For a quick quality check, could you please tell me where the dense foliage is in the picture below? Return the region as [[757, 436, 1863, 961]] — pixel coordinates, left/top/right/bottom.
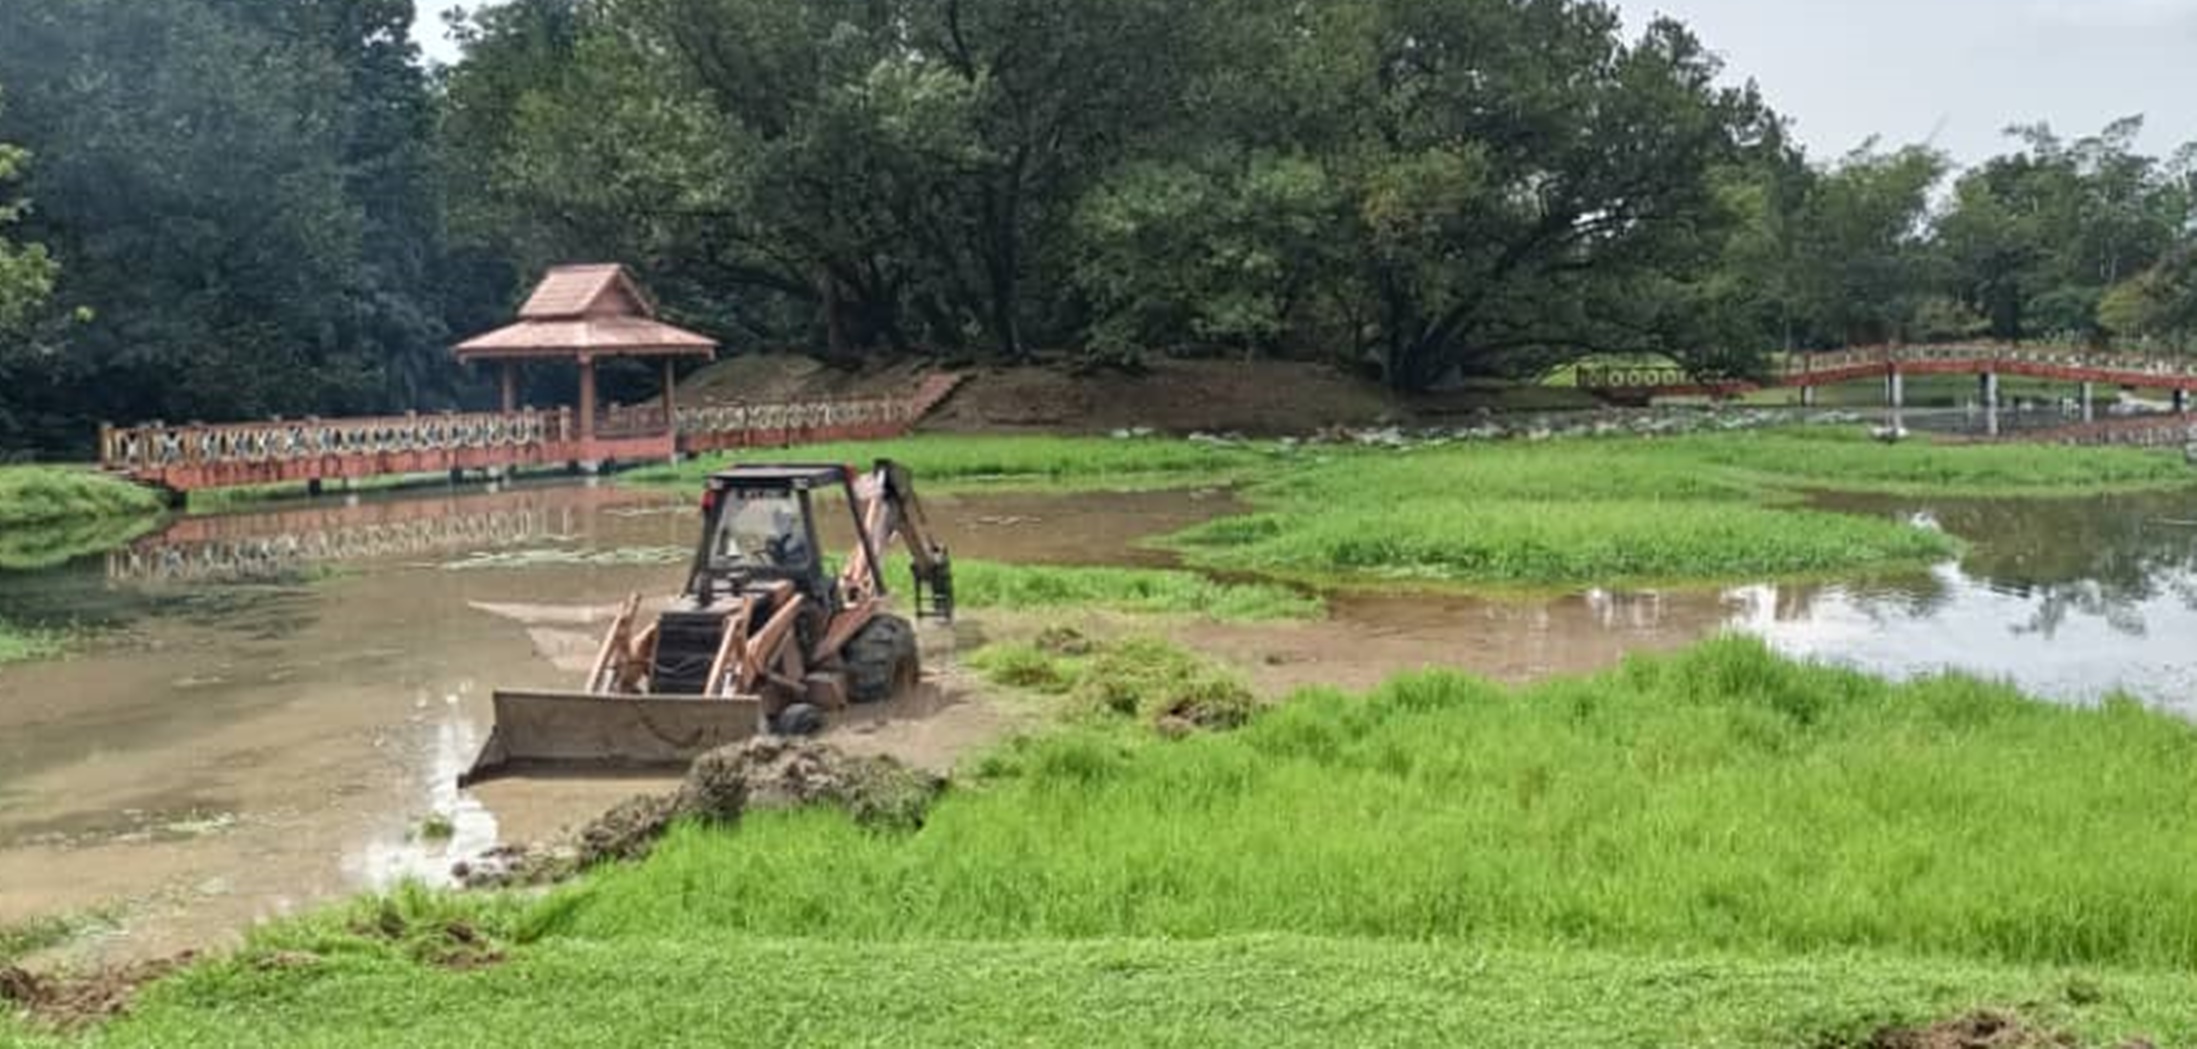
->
[[1, 0, 2195, 454]]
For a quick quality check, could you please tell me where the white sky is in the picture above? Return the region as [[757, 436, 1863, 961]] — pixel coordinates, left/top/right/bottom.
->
[[1633, 0, 2197, 163], [413, 0, 2197, 164]]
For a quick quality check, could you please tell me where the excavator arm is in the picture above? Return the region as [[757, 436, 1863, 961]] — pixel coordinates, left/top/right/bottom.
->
[[840, 459, 954, 623]]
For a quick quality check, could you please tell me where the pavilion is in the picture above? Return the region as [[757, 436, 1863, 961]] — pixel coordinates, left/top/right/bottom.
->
[[454, 264, 718, 453]]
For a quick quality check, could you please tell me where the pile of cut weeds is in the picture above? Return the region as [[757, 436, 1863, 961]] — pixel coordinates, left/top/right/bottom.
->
[[457, 738, 943, 889], [0, 955, 190, 1030]]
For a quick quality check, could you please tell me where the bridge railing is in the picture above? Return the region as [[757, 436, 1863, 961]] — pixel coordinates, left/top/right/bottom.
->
[[1782, 343, 2197, 380], [101, 409, 574, 472]]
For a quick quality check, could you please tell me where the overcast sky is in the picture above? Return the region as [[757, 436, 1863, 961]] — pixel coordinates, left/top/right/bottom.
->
[[413, 0, 2197, 165]]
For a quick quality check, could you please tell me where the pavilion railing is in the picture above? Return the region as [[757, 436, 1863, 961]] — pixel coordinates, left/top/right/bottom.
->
[[674, 395, 916, 437]]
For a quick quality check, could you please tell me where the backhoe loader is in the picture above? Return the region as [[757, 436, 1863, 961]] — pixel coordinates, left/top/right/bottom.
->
[[459, 460, 953, 786]]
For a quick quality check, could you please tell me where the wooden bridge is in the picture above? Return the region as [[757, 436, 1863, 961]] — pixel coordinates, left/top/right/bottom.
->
[[1576, 343, 2197, 409], [100, 372, 965, 498]]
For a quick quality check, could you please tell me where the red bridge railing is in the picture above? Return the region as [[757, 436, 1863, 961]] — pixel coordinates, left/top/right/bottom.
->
[[101, 408, 574, 473], [1577, 344, 2197, 394]]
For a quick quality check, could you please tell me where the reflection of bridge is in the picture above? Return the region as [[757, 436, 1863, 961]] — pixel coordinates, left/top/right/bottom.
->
[[99, 374, 964, 497], [105, 484, 671, 583], [1577, 343, 2197, 411], [1972, 412, 2197, 450]]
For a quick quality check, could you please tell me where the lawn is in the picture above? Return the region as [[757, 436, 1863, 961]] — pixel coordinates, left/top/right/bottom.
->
[[12, 938, 2191, 1048]]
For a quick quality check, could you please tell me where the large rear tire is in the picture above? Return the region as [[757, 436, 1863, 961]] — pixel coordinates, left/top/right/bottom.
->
[[844, 615, 919, 705]]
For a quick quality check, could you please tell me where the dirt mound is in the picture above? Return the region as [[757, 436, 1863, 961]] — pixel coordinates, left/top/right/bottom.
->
[[693, 737, 946, 829], [456, 739, 943, 889], [926, 357, 1400, 435], [680, 354, 935, 406], [1857, 1012, 2151, 1049], [678, 352, 1404, 435], [0, 956, 189, 1029]]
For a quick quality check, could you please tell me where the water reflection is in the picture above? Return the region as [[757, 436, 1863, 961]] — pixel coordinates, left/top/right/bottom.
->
[[1732, 490, 2197, 706]]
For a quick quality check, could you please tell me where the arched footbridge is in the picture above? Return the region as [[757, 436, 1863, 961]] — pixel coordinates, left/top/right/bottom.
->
[[1575, 343, 2197, 411]]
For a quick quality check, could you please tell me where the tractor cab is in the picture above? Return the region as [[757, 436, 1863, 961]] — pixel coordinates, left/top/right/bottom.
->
[[693, 466, 878, 615]]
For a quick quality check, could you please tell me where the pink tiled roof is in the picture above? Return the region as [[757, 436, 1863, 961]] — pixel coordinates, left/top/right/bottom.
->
[[454, 264, 717, 362]]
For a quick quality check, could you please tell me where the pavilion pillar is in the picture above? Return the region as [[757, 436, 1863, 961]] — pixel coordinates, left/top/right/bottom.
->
[[661, 358, 681, 463], [500, 362, 520, 413], [577, 354, 598, 445]]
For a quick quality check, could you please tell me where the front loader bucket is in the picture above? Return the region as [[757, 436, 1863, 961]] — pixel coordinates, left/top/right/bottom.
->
[[459, 691, 766, 787]]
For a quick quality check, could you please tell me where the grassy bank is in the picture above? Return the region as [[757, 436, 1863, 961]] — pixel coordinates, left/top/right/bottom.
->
[[1168, 429, 2193, 588], [626, 434, 1277, 492], [15, 638, 2197, 1047], [0, 467, 163, 530]]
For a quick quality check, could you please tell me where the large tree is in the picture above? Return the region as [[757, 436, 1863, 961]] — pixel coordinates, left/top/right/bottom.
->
[[0, 88, 55, 332], [0, 0, 454, 451], [1936, 119, 2189, 343]]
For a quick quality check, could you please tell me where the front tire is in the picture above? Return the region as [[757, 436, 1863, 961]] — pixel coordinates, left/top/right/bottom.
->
[[844, 615, 919, 705], [774, 703, 826, 737]]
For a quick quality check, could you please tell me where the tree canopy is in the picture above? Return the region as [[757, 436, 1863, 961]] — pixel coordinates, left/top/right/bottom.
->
[[0, 0, 2194, 453]]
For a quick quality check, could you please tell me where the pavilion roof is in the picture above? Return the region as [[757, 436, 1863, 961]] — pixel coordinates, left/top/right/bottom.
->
[[454, 264, 719, 363]]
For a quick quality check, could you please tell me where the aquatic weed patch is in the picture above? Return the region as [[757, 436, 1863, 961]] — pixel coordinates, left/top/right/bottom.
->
[[1169, 443, 1959, 588], [1162, 431, 2190, 587], [0, 620, 69, 666], [942, 560, 1319, 621], [1669, 428, 2197, 496]]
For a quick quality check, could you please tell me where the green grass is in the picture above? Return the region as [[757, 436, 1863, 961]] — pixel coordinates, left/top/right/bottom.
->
[[942, 559, 1319, 621], [0, 917, 78, 966], [971, 635, 1261, 728], [16, 639, 2197, 1047], [0, 622, 63, 665], [625, 435, 1279, 492], [1163, 430, 2194, 588], [0, 467, 164, 530], [539, 638, 2197, 968], [1669, 428, 2196, 496]]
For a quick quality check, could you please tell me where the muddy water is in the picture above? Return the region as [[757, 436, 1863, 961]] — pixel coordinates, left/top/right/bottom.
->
[[0, 481, 1234, 962], [2, 475, 2193, 962]]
